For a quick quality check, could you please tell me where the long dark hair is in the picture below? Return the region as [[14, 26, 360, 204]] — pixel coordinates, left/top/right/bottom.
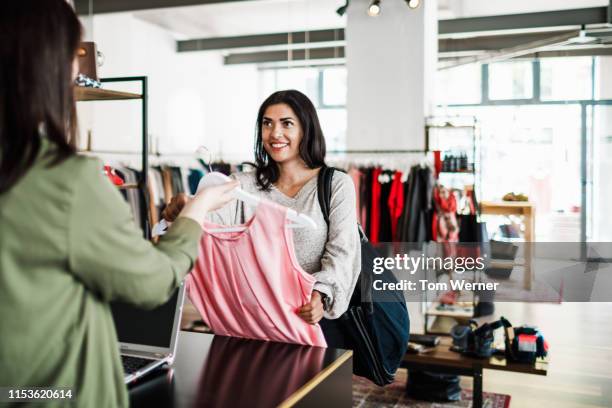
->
[[254, 90, 326, 191], [0, 0, 82, 194]]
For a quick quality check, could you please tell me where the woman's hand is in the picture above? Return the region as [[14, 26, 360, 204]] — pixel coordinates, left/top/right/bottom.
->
[[175, 180, 239, 225], [297, 291, 324, 324]]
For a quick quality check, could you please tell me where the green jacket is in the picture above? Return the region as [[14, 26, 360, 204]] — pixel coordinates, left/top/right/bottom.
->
[[0, 141, 202, 407]]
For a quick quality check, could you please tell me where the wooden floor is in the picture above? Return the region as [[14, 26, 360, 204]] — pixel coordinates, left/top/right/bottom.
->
[[409, 302, 612, 407]]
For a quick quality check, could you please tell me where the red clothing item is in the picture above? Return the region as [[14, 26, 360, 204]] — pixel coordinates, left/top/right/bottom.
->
[[103, 165, 124, 186], [432, 186, 459, 243], [369, 167, 382, 244], [387, 171, 405, 241], [433, 150, 442, 178]]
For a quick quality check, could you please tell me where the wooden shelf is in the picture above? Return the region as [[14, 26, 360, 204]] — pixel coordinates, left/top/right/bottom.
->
[[481, 200, 535, 290], [75, 86, 141, 101]]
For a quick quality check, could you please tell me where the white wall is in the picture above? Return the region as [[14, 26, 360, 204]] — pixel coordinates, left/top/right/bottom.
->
[[77, 13, 260, 164], [345, 0, 437, 151]]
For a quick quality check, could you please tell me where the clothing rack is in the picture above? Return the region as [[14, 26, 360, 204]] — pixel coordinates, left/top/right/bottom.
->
[[327, 149, 427, 154], [79, 149, 201, 157]]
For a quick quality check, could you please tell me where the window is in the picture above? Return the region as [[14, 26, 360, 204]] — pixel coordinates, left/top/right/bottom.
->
[[437, 104, 581, 241], [436, 63, 481, 105], [488, 60, 533, 100], [275, 67, 319, 102], [258, 66, 347, 151], [322, 67, 347, 106], [541, 57, 593, 101], [595, 56, 612, 100]]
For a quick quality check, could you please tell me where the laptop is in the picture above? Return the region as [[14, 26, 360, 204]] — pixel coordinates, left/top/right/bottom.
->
[[110, 284, 186, 383]]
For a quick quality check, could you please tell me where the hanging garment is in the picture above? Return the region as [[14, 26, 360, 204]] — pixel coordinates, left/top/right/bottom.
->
[[187, 199, 327, 347], [387, 170, 405, 241], [432, 186, 459, 243], [361, 168, 373, 237], [170, 167, 185, 195], [161, 167, 174, 203], [398, 166, 435, 244], [378, 170, 394, 242], [115, 166, 143, 231], [103, 165, 124, 186], [348, 166, 362, 226], [150, 167, 166, 221], [369, 167, 382, 244], [188, 169, 204, 195], [146, 173, 159, 228]]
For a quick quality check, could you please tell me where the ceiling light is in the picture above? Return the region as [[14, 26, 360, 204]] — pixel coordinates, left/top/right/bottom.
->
[[336, 0, 349, 17], [368, 0, 381, 17], [406, 0, 420, 9]]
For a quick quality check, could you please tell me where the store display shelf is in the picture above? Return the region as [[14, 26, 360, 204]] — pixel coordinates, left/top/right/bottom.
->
[[75, 86, 141, 101]]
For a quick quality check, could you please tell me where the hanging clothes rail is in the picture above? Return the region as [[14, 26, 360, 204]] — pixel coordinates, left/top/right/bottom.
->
[[327, 149, 427, 154]]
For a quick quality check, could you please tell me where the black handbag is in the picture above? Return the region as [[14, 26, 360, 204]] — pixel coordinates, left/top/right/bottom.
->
[[317, 166, 410, 386]]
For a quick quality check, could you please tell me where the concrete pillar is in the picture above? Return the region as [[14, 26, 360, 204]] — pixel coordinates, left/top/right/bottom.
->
[[345, 0, 438, 150]]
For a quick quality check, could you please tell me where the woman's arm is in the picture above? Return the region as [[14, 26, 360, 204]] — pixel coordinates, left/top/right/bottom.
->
[[67, 157, 235, 309], [312, 171, 361, 319]]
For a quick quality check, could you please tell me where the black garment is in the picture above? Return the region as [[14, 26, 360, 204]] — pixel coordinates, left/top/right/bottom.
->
[[398, 166, 434, 243], [170, 167, 184, 195], [362, 168, 373, 238], [211, 162, 232, 175]]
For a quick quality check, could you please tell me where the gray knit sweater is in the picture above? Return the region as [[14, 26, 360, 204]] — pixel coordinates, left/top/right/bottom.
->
[[207, 169, 361, 319]]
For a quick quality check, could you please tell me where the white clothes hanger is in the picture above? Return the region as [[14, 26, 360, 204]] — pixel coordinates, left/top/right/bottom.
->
[[151, 171, 318, 237], [198, 172, 317, 233]]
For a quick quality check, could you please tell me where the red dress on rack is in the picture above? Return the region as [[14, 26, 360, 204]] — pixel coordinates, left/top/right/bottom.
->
[[369, 167, 382, 243]]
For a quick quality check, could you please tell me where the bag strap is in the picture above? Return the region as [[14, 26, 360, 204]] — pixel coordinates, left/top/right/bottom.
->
[[317, 166, 368, 242], [317, 166, 335, 226]]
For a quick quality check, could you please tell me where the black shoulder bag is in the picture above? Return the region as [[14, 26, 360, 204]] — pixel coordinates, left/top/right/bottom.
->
[[317, 166, 410, 386]]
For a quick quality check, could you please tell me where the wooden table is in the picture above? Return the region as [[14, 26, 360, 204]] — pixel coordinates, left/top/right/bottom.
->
[[402, 337, 547, 408], [481, 201, 535, 290], [129, 331, 353, 407]]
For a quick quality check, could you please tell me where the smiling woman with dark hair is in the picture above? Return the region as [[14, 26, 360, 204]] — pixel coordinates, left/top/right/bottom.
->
[[253, 90, 327, 191], [165, 89, 361, 347]]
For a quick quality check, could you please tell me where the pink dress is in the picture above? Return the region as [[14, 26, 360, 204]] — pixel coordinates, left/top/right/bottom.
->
[[187, 200, 327, 347]]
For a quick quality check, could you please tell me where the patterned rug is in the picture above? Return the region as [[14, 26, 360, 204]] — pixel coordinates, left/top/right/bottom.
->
[[353, 369, 511, 408]]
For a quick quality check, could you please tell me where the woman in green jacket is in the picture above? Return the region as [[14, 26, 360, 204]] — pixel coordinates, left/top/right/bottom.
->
[[0, 1, 238, 406]]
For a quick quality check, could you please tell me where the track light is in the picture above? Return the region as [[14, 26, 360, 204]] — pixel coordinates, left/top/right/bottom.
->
[[406, 0, 420, 9], [367, 0, 381, 17], [336, 0, 349, 17]]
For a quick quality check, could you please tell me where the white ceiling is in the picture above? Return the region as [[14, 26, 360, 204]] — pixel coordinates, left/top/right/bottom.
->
[[132, 0, 610, 40], [134, 0, 348, 39]]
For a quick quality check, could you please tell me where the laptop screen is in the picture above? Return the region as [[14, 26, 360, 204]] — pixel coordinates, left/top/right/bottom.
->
[[111, 288, 180, 349]]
